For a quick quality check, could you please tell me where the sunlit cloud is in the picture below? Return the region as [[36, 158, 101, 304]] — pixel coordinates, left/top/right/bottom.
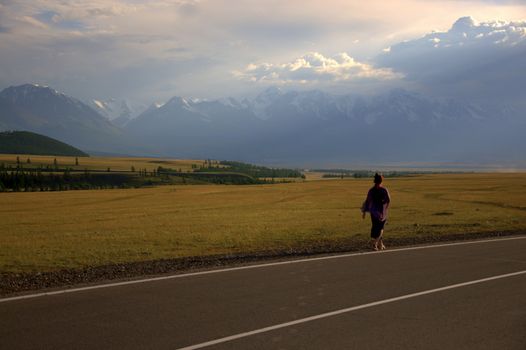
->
[[236, 52, 402, 85], [0, 0, 525, 101], [382, 16, 526, 53]]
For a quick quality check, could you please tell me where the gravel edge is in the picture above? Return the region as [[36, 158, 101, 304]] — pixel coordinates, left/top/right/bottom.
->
[[1, 230, 524, 297]]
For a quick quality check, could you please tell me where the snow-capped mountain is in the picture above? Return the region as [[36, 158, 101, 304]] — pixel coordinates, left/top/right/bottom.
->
[[1, 84, 88, 112], [0, 83, 522, 164], [240, 87, 509, 125], [126, 86, 523, 162], [0, 84, 127, 153], [126, 94, 260, 158], [88, 98, 147, 126]]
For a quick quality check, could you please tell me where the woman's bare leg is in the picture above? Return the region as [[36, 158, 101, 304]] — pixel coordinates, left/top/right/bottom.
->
[[378, 230, 386, 249]]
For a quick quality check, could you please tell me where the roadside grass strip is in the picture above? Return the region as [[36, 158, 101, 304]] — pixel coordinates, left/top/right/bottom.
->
[[1, 235, 525, 303]]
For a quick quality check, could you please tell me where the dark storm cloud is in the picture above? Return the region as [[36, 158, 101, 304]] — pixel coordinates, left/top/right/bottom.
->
[[376, 17, 526, 104]]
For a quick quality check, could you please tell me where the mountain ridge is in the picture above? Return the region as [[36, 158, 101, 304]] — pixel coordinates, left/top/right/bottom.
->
[[0, 84, 135, 155], [0, 83, 523, 166]]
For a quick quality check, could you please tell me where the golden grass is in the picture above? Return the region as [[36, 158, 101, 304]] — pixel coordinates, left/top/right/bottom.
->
[[0, 154, 213, 172], [303, 171, 330, 181], [0, 173, 525, 273]]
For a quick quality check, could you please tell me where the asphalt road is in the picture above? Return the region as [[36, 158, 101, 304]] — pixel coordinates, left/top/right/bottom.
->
[[1, 236, 525, 349]]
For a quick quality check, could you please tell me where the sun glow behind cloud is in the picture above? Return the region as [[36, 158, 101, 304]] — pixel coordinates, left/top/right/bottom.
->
[[235, 52, 402, 85], [0, 0, 525, 101]]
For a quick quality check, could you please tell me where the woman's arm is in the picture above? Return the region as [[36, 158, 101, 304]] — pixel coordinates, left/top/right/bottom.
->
[[361, 190, 372, 218]]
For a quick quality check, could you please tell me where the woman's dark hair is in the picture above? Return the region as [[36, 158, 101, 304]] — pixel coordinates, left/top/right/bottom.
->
[[374, 173, 383, 184]]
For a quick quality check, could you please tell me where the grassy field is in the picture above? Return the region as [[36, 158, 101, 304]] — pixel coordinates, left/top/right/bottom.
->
[[0, 173, 525, 273], [0, 154, 214, 173]]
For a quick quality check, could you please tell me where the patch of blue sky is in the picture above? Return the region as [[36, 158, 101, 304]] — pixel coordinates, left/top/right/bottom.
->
[[35, 10, 86, 31]]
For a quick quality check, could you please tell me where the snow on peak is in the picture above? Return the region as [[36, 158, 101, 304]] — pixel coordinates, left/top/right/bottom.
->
[[88, 98, 146, 121], [0, 83, 65, 102], [142, 102, 164, 115], [166, 96, 191, 109], [92, 99, 106, 110]]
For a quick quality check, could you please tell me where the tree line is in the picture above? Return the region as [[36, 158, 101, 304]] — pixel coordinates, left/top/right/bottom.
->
[[195, 160, 304, 179], [0, 160, 305, 191], [320, 170, 452, 179], [0, 168, 155, 192]]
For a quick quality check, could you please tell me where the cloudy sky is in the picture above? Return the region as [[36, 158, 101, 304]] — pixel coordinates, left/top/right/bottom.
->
[[0, 0, 525, 105]]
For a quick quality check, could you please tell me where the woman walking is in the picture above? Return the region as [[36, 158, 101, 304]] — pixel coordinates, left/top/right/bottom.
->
[[362, 173, 391, 251]]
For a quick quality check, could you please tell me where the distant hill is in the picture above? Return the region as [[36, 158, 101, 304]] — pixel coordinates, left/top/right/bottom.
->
[[0, 131, 88, 156]]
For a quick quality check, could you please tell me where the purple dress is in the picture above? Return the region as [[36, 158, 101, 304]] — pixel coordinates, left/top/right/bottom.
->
[[362, 185, 391, 238], [362, 186, 391, 221]]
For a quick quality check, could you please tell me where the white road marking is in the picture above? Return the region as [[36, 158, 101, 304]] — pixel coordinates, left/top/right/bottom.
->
[[176, 270, 526, 350], [1, 235, 525, 303]]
